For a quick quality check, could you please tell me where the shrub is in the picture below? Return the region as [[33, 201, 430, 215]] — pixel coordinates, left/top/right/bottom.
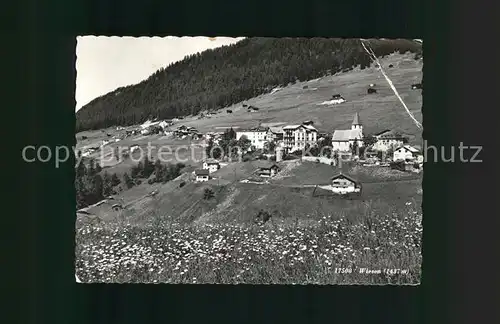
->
[[203, 188, 215, 200], [254, 209, 272, 224], [179, 181, 186, 188]]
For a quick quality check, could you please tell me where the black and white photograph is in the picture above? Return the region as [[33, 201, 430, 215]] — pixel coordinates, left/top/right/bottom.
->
[[74, 36, 423, 285]]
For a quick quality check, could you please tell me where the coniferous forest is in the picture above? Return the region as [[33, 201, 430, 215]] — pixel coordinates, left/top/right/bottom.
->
[[76, 38, 422, 132]]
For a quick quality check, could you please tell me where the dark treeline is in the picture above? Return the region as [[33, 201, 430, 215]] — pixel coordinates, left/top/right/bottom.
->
[[76, 38, 422, 132], [75, 157, 185, 210], [75, 158, 120, 210]]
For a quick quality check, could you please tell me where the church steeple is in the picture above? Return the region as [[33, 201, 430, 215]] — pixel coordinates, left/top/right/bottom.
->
[[351, 112, 362, 131]]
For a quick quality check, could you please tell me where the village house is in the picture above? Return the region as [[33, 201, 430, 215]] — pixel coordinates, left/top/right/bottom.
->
[[202, 159, 221, 173], [330, 94, 346, 104], [195, 169, 210, 182], [159, 120, 173, 129], [393, 145, 423, 163], [282, 124, 318, 153], [266, 126, 284, 143], [255, 162, 281, 178], [236, 127, 268, 150], [140, 120, 161, 130], [372, 129, 406, 152], [330, 173, 362, 194], [331, 112, 364, 152]]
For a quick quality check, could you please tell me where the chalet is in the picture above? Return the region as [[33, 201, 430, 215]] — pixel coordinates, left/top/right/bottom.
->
[[255, 162, 280, 178], [393, 145, 423, 162], [282, 124, 318, 153], [140, 120, 161, 130], [130, 145, 140, 153], [367, 88, 377, 94], [411, 83, 422, 90], [159, 120, 172, 129], [266, 126, 284, 142], [330, 173, 362, 194], [111, 204, 123, 212], [236, 127, 268, 150], [369, 83, 376, 87], [195, 169, 210, 182], [331, 112, 364, 152], [330, 94, 346, 104], [247, 106, 259, 112], [372, 130, 406, 152], [191, 133, 202, 140], [202, 160, 221, 173]]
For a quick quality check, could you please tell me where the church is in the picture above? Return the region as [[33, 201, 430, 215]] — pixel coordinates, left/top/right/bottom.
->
[[331, 112, 364, 152]]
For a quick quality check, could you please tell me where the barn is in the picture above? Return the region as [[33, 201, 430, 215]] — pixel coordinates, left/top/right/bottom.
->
[[195, 169, 210, 182], [255, 162, 281, 178], [329, 173, 362, 195]]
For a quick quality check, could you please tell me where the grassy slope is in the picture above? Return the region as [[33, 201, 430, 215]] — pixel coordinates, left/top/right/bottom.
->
[[172, 52, 423, 142], [75, 52, 423, 173], [80, 159, 422, 226], [76, 52, 423, 225]]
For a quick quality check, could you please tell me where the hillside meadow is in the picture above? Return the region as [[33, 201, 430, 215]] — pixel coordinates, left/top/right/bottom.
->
[[76, 201, 422, 284]]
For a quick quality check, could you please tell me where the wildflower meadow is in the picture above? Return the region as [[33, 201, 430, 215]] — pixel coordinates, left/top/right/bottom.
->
[[75, 201, 422, 285]]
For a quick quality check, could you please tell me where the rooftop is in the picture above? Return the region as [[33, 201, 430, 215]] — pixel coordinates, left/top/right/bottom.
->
[[352, 112, 361, 125], [195, 169, 210, 176], [331, 173, 360, 184], [332, 129, 362, 141], [253, 160, 280, 170], [395, 145, 420, 153]]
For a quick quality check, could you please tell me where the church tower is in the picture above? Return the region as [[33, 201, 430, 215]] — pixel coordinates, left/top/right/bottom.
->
[[351, 112, 363, 131]]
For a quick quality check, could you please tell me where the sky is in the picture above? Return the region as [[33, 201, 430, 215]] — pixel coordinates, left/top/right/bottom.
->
[[75, 36, 245, 111]]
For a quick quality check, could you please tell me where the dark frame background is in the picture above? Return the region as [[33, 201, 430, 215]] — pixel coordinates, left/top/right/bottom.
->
[[10, 0, 498, 322]]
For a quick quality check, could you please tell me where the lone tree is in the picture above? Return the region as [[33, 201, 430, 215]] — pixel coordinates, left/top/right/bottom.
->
[[351, 139, 359, 155], [123, 172, 134, 189]]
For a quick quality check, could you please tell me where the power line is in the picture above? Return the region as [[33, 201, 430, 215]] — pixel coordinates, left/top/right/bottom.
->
[[360, 39, 423, 130]]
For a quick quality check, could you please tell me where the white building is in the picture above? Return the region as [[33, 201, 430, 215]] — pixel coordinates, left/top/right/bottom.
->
[[266, 126, 284, 143], [331, 113, 364, 152], [393, 145, 423, 162], [372, 130, 405, 152], [236, 127, 268, 150], [159, 120, 172, 129], [330, 174, 362, 194], [195, 169, 210, 182], [140, 120, 161, 129], [202, 160, 220, 173], [282, 124, 318, 153]]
